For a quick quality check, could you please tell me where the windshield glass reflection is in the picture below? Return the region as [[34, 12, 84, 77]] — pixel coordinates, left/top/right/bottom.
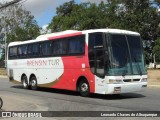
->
[[106, 34, 146, 76]]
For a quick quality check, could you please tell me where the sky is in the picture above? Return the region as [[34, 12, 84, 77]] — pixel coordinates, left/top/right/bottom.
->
[[1, 0, 159, 29], [21, 0, 106, 28], [5, 0, 105, 28]]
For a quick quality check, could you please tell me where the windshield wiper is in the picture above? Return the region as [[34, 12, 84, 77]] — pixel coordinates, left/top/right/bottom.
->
[[134, 57, 142, 76]]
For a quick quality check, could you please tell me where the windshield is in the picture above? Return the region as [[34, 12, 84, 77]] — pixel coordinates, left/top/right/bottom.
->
[[107, 34, 147, 76]]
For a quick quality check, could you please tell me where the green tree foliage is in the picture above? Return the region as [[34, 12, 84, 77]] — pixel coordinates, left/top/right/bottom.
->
[[0, 3, 40, 43], [2, 5, 40, 43], [0, 3, 40, 61], [48, 0, 124, 31], [153, 37, 160, 62], [117, 0, 160, 64], [48, 0, 160, 64]]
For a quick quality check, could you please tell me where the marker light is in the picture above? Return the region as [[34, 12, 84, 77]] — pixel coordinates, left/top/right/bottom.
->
[[141, 78, 147, 82]]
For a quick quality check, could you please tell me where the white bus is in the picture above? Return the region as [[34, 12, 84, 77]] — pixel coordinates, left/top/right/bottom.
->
[[7, 29, 147, 96]]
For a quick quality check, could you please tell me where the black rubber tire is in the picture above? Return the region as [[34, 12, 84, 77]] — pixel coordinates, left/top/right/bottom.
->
[[79, 79, 90, 97], [30, 76, 38, 90], [0, 97, 3, 109], [22, 75, 29, 89]]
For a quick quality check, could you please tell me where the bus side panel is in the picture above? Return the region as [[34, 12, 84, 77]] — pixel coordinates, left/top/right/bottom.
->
[[50, 56, 95, 93], [50, 45, 95, 93]]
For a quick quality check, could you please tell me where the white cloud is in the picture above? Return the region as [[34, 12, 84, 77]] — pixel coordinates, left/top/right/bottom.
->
[[0, 0, 106, 18], [0, 0, 107, 26], [41, 24, 51, 34], [23, 0, 73, 18], [0, 0, 71, 18], [22, 0, 57, 18]]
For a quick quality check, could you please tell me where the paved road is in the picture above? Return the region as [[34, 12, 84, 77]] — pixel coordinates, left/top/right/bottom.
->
[[0, 78, 160, 120]]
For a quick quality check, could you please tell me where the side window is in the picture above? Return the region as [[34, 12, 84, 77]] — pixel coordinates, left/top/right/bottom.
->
[[27, 43, 39, 57], [68, 35, 85, 55], [9, 47, 17, 59], [53, 40, 67, 56], [22, 45, 27, 57], [40, 42, 52, 56], [18, 46, 22, 57], [27, 44, 32, 56], [32, 43, 39, 57]]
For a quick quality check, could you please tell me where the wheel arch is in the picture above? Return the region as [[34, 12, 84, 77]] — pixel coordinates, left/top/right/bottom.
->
[[76, 76, 89, 92], [29, 74, 36, 82], [21, 73, 27, 82]]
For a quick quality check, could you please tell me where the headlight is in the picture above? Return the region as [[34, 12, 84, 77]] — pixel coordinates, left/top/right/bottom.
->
[[141, 78, 147, 82], [108, 79, 123, 84]]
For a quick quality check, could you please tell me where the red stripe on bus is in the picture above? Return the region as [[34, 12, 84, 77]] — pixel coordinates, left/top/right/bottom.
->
[[48, 32, 82, 40]]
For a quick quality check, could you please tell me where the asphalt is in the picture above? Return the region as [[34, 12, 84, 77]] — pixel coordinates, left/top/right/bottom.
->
[[0, 77, 160, 120]]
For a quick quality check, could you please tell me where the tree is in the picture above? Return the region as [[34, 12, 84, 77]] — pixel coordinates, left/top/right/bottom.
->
[[48, 1, 111, 32], [153, 37, 160, 63], [116, 0, 160, 64], [0, 2, 40, 42], [48, 0, 160, 64], [0, 2, 40, 61]]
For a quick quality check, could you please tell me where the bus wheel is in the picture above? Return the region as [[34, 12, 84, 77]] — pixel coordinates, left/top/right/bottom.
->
[[79, 79, 90, 97], [30, 76, 37, 90], [22, 75, 29, 89]]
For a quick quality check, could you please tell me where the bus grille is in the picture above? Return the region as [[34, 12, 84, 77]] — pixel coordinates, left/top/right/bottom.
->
[[123, 79, 140, 82]]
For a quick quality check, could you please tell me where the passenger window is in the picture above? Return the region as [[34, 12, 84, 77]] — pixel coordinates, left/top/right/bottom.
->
[[27, 43, 39, 57], [9, 47, 17, 59], [32, 43, 39, 56], [40, 42, 52, 56], [68, 36, 85, 54], [53, 40, 67, 55], [27, 44, 32, 56], [18, 46, 22, 57], [22, 45, 27, 57]]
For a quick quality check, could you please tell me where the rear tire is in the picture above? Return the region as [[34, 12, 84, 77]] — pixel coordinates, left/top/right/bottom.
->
[[79, 79, 90, 97], [30, 76, 38, 90], [22, 75, 29, 89]]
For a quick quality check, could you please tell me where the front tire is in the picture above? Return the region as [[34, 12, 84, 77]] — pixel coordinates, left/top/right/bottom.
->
[[30, 76, 38, 90], [79, 80, 90, 97], [22, 75, 29, 89]]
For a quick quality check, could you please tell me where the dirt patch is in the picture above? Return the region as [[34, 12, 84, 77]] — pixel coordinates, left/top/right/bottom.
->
[[147, 69, 160, 85], [0, 68, 7, 76]]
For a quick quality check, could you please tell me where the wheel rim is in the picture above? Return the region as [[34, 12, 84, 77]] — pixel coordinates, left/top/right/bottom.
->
[[23, 80, 27, 87], [81, 83, 88, 92], [31, 79, 36, 87], [22, 77, 28, 88]]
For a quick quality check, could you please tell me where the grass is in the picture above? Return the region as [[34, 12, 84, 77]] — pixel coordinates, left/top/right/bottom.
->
[[157, 77, 160, 81], [0, 68, 7, 76]]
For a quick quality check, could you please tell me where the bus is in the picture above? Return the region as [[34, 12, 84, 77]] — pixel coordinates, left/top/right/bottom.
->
[[7, 29, 147, 97]]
